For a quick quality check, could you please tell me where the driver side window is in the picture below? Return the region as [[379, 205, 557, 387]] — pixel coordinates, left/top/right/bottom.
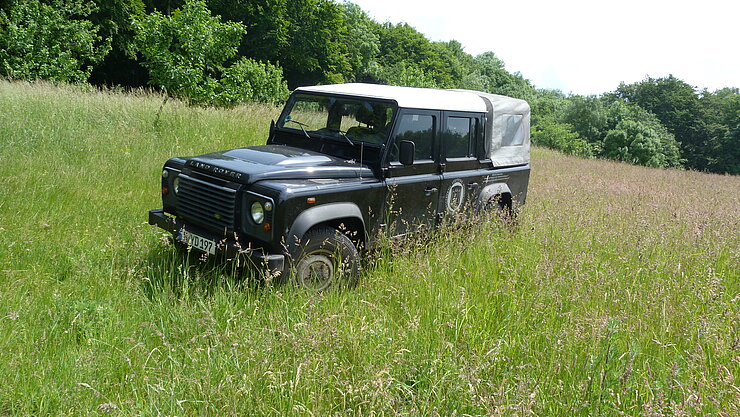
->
[[389, 113, 435, 162]]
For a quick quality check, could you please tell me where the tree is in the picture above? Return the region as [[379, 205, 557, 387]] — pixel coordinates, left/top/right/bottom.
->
[[206, 0, 349, 88], [376, 23, 464, 88], [340, 2, 380, 82], [715, 124, 740, 174], [134, 0, 287, 105], [372, 62, 438, 88], [601, 102, 683, 168], [466, 52, 536, 100], [562, 95, 609, 144], [0, 0, 111, 83], [88, 0, 148, 86], [698, 87, 740, 174], [615, 76, 706, 169]]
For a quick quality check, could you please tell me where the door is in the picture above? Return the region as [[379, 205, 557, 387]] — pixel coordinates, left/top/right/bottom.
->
[[438, 112, 485, 220], [384, 109, 441, 236]]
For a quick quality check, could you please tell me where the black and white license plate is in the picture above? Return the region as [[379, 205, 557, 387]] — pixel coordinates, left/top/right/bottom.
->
[[178, 229, 215, 255]]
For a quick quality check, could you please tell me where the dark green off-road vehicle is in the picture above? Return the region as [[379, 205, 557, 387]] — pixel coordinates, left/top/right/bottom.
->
[[149, 83, 531, 289]]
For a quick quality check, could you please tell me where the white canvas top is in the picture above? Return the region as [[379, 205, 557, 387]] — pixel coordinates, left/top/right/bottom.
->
[[296, 83, 488, 113], [455, 90, 531, 167], [296, 84, 530, 167]]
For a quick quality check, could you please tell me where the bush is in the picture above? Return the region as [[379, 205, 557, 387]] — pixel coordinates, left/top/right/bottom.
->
[[531, 118, 594, 158], [603, 102, 683, 168], [219, 59, 289, 105]]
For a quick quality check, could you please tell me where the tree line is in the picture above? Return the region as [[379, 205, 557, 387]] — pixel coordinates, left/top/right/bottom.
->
[[1, 0, 737, 174]]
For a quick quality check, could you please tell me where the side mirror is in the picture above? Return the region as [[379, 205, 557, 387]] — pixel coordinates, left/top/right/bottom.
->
[[399, 140, 415, 165]]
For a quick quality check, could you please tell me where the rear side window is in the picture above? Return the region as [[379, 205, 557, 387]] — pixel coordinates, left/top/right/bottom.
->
[[391, 114, 435, 161], [502, 114, 524, 146], [444, 116, 475, 158]]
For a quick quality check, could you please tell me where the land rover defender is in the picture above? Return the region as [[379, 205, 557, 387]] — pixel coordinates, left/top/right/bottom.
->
[[148, 83, 531, 289]]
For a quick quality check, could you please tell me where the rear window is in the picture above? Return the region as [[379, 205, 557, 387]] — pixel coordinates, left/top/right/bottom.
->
[[502, 114, 524, 147]]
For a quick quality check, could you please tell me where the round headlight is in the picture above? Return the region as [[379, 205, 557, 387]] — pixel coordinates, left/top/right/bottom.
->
[[162, 170, 169, 179], [251, 202, 264, 224], [173, 177, 180, 194], [264, 201, 273, 211]]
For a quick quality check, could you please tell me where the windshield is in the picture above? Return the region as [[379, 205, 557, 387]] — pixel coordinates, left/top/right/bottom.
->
[[278, 93, 396, 146]]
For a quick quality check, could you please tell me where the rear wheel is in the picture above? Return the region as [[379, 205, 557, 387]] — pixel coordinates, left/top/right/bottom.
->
[[290, 226, 360, 291]]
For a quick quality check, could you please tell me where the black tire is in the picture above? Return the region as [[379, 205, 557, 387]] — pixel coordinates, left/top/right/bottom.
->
[[289, 226, 360, 291]]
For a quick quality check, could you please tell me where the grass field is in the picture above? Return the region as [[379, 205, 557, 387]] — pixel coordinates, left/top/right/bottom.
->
[[0, 80, 738, 416]]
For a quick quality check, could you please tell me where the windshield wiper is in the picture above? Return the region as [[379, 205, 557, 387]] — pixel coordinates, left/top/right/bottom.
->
[[285, 119, 311, 138], [335, 129, 355, 147]]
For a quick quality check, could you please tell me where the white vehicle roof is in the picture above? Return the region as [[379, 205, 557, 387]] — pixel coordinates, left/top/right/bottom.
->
[[296, 83, 488, 113], [295, 83, 530, 167]]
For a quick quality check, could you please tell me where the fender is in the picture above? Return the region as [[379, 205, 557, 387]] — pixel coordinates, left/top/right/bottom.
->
[[478, 182, 511, 207], [286, 203, 365, 253]]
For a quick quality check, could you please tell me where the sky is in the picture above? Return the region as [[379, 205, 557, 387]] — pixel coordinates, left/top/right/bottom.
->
[[347, 0, 739, 95]]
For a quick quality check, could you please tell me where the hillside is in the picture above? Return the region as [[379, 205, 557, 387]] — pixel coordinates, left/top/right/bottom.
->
[[0, 81, 737, 416]]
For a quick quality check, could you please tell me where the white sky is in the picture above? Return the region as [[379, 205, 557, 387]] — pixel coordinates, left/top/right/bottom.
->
[[347, 0, 739, 95]]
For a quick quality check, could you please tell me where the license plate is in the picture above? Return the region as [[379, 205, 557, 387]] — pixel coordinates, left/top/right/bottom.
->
[[179, 229, 216, 255]]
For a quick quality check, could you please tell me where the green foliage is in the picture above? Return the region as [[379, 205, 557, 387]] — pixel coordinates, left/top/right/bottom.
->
[[529, 88, 568, 128], [614, 75, 739, 173], [207, 0, 350, 88], [219, 58, 289, 104], [467, 52, 536, 100], [603, 119, 675, 168], [376, 23, 465, 89], [0, 0, 111, 83], [559, 95, 683, 168], [616, 76, 699, 141], [134, 0, 243, 102], [715, 124, 740, 174], [91, 0, 146, 59], [340, 2, 380, 82], [562, 95, 609, 143], [699, 87, 740, 174], [530, 116, 594, 158], [604, 101, 683, 168], [372, 62, 439, 89], [134, 0, 287, 105]]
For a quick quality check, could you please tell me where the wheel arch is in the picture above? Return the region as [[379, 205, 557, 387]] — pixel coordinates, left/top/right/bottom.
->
[[286, 203, 366, 254], [478, 182, 512, 210]]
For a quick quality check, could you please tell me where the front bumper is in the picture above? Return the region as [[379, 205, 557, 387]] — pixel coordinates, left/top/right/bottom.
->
[[148, 209, 284, 273]]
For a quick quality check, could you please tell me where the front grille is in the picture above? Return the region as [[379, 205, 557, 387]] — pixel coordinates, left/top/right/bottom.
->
[[177, 173, 237, 233]]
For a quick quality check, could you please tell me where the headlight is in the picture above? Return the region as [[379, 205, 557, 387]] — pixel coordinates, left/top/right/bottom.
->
[[251, 202, 264, 224], [173, 176, 180, 194]]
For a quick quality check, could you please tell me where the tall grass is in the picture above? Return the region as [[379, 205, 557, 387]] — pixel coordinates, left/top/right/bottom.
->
[[0, 80, 737, 416]]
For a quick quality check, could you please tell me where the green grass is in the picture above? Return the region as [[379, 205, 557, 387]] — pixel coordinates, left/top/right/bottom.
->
[[0, 80, 738, 416]]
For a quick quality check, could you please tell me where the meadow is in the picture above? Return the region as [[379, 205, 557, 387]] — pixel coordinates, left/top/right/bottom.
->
[[0, 80, 737, 416]]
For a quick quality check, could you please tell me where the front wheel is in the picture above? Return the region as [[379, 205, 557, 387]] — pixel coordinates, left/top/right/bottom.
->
[[290, 226, 360, 291]]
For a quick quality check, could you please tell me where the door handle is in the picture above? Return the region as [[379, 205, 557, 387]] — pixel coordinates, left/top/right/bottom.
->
[[424, 187, 438, 196]]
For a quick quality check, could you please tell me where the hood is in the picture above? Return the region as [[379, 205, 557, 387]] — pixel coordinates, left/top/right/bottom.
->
[[183, 145, 373, 184]]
